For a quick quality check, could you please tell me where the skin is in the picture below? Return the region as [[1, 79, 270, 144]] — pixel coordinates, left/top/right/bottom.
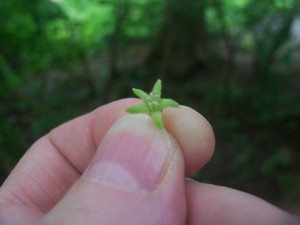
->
[[0, 98, 298, 225]]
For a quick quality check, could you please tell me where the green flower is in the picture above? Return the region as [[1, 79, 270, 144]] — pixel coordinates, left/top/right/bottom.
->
[[126, 79, 179, 129]]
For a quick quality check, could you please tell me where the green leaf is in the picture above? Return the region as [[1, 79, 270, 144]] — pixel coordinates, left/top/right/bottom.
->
[[151, 111, 163, 129], [132, 88, 148, 100], [126, 104, 149, 113], [161, 99, 180, 108], [152, 79, 162, 97]]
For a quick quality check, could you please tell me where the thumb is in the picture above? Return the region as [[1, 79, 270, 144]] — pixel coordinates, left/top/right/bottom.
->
[[41, 114, 186, 225]]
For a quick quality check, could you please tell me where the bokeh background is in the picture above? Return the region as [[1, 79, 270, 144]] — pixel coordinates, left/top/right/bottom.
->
[[1, 0, 300, 213]]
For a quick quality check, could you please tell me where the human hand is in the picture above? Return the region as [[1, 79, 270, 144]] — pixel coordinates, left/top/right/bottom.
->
[[0, 99, 298, 225]]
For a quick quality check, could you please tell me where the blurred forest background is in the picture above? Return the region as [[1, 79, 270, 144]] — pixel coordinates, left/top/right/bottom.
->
[[1, 0, 300, 212]]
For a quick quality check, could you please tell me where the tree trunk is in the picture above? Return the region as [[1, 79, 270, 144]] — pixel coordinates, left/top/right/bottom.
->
[[147, 0, 207, 80], [253, 9, 295, 77], [105, 0, 130, 99]]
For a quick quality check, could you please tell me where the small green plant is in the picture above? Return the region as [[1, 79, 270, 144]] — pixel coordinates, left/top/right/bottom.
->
[[126, 79, 179, 129]]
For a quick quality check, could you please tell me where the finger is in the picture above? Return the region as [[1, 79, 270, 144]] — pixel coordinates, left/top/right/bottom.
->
[[41, 114, 186, 225], [185, 180, 300, 225], [164, 106, 215, 174], [0, 98, 214, 220]]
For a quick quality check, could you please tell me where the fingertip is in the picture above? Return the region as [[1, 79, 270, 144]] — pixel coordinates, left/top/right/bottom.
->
[[163, 106, 215, 175]]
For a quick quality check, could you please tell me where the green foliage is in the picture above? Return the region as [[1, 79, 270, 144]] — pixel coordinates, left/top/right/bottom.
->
[[58, 0, 114, 46]]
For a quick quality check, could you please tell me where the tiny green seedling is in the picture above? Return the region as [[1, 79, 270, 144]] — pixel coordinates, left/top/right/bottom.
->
[[126, 79, 179, 129]]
